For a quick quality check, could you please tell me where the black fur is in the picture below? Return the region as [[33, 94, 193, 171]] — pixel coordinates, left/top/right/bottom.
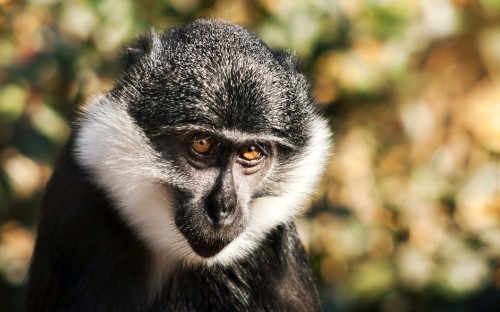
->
[[26, 19, 324, 311], [155, 224, 319, 312], [26, 139, 152, 311]]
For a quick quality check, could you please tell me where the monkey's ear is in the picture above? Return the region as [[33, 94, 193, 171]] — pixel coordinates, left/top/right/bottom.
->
[[122, 36, 150, 70], [272, 49, 308, 83], [126, 47, 145, 67], [122, 30, 163, 71]]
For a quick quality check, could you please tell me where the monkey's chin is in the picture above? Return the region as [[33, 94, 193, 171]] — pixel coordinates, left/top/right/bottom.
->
[[175, 211, 247, 258], [187, 237, 232, 258]]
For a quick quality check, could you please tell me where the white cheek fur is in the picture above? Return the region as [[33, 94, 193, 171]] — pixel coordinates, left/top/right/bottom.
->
[[75, 97, 189, 266], [74, 96, 330, 272]]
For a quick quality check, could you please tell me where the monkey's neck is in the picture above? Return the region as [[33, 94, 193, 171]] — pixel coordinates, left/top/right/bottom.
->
[[145, 223, 319, 311]]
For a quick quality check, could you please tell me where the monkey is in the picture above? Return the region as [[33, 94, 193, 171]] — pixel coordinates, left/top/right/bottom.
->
[[26, 19, 331, 312]]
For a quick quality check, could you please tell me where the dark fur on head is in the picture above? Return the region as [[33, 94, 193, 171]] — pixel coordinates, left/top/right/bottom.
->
[[123, 20, 313, 144]]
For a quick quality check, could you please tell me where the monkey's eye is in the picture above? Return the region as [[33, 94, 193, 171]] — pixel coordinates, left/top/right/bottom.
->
[[191, 135, 215, 155], [239, 145, 263, 161]]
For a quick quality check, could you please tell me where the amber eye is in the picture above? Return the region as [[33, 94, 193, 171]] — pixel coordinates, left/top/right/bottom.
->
[[191, 136, 214, 154], [240, 145, 262, 161]]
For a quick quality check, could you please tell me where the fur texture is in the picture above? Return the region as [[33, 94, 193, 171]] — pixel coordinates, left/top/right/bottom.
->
[[26, 19, 331, 311]]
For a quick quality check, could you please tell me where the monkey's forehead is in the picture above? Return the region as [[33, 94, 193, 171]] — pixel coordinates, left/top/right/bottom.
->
[[124, 68, 311, 146], [126, 94, 311, 147]]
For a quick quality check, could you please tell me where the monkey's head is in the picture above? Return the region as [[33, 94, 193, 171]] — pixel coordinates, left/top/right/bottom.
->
[[75, 20, 330, 267]]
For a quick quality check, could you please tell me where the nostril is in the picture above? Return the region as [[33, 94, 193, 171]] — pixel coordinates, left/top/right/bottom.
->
[[218, 209, 230, 224], [206, 205, 218, 226], [220, 205, 228, 215]]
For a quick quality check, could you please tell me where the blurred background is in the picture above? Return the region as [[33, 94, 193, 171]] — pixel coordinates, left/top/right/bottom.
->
[[2, 0, 500, 311]]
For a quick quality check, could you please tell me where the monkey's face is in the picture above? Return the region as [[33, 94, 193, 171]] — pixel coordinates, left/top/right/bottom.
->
[[76, 20, 331, 266], [153, 131, 275, 258]]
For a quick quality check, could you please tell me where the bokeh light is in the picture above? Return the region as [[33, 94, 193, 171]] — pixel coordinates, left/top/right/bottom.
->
[[2, 0, 500, 311]]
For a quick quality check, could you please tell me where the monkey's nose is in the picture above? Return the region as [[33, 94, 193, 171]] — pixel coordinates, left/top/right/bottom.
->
[[205, 196, 235, 229]]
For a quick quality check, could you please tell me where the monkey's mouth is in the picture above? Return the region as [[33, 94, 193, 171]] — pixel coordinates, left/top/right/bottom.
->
[[175, 209, 245, 258], [182, 232, 232, 258]]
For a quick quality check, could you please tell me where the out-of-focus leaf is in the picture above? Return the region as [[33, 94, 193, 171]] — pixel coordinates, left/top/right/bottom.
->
[[29, 103, 70, 144], [0, 85, 27, 122]]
